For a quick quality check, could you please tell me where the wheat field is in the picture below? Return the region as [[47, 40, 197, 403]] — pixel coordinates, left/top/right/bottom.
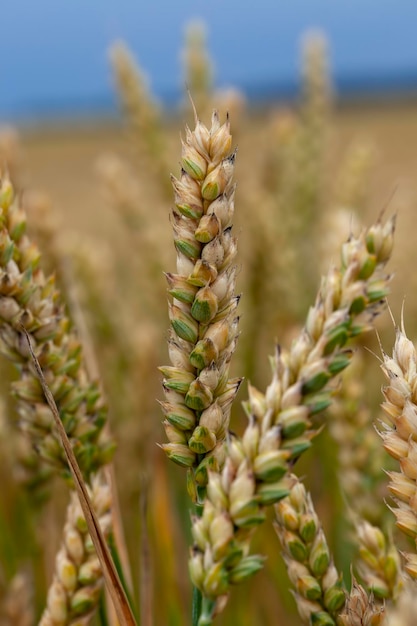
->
[[2, 31, 417, 626]]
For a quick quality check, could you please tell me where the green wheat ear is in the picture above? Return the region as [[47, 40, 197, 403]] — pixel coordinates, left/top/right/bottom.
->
[[160, 108, 240, 503], [0, 175, 114, 479], [189, 214, 395, 623]]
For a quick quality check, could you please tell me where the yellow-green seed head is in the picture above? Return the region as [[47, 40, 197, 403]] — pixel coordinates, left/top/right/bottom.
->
[[160, 401, 197, 431], [189, 549, 205, 589], [163, 421, 188, 444], [191, 285, 219, 323], [78, 557, 101, 585], [0, 176, 14, 209], [187, 259, 218, 286], [195, 214, 221, 243], [203, 561, 229, 598], [70, 586, 100, 616], [201, 158, 232, 201], [189, 425, 217, 454], [206, 471, 228, 510], [228, 555, 265, 584], [169, 303, 199, 344], [181, 140, 208, 180], [160, 442, 197, 467], [209, 114, 232, 163], [199, 403, 224, 435], [309, 531, 330, 577], [209, 513, 234, 560], [185, 379, 214, 410], [171, 172, 203, 219], [57, 553, 77, 592], [323, 584, 346, 613], [190, 338, 219, 370]]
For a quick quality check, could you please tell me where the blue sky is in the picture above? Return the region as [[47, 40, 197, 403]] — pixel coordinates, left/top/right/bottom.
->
[[2, 1, 417, 121]]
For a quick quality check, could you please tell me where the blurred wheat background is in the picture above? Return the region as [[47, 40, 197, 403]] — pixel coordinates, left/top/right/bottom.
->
[[1, 3, 417, 625]]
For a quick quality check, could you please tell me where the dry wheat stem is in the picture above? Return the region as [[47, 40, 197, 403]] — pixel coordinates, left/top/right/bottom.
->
[[25, 329, 135, 626]]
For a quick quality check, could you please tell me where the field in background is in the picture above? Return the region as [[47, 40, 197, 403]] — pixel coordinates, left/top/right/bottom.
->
[[19, 99, 417, 310]]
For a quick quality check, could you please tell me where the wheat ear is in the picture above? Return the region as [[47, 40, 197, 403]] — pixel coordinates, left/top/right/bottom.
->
[[160, 107, 239, 502], [189, 217, 394, 621], [274, 477, 345, 625], [1, 572, 34, 626], [39, 473, 112, 626], [0, 175, 114, 477], [0, 175, 119, 624], [354, 519, 402, 601], [339, 578, 385, 626], [182, 22, 213, 119], [378, 322, 417, 579], [110, 42, 166, 181], [327, 351, 403, 601], [384, 580, 417, 626]]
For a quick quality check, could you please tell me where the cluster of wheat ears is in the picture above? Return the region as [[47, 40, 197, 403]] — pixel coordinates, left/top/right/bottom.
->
[[2, 25, 417, 626]]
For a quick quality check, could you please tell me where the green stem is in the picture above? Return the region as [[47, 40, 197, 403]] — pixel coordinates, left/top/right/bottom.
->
[[191, 465, 208, 626], [191, 465, 204, 626], [192, 586, 203, 626], [109, 533, 139, 622], [198, 597, 216, 626]]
